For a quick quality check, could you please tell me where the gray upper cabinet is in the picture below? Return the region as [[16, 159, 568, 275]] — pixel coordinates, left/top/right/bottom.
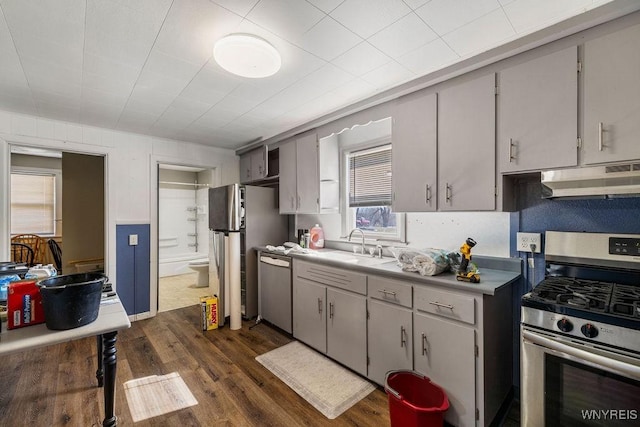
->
[[583, 23, 640, 165], [239, 153, 252, 183], [279, 141, 297, 213], [278, 133, 320, 214], [498, 47, 578, 173], [438, 74, 496, 211], [239, 147, 267, 183], [392, 91, 437, 212]]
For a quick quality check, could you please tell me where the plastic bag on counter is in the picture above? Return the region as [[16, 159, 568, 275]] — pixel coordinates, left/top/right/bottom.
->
[[389, 247, 453, 276]]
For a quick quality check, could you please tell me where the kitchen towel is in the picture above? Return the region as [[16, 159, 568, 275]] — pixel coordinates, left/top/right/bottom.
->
[[124, 372, 198, 422], [256, 341, 376, 419]]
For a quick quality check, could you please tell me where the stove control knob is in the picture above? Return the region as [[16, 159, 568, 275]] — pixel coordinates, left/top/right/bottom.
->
[[581, 323, 599, 338], [557, 318, 573, 332]]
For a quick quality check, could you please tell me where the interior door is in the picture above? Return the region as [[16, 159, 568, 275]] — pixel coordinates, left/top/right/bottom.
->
[[62, 152, 105, 273]]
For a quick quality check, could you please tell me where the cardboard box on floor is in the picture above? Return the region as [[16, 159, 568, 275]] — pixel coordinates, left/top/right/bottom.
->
[[200, 295, 218, 331]]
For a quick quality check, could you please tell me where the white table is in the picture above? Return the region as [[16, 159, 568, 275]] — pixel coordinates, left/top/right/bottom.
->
[[0, 296, 131, 426]]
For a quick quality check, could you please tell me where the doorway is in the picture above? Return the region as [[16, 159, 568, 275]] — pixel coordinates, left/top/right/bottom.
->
[[157, 164, 215, 312], [9, 146, 105, 275]]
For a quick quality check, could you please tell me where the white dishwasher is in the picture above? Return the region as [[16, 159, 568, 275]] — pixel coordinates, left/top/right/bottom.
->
[[258, 252, 292, 333]]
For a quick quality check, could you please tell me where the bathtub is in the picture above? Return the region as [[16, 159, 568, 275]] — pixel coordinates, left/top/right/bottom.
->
[[158, 252, 208, 278]]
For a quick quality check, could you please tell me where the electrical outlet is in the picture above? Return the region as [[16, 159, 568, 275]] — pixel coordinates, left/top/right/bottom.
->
[[517, 232, 541, 253]]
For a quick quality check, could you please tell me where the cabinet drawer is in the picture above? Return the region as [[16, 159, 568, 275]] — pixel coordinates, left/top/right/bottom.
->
[[368, 276, 412, 308], [414, 287, 475, 325], [294, 260, 367, 295]]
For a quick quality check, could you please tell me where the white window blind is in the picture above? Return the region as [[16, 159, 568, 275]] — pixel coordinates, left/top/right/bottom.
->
[[11, 173, 55, 234], [348, 145, 392, 207]]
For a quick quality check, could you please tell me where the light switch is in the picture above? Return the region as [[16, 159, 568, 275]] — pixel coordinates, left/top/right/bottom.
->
[[129, 234, 138, 246]]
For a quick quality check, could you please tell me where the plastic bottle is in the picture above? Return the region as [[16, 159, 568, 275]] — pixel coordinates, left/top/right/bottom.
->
[[309, 224, 325, 249]]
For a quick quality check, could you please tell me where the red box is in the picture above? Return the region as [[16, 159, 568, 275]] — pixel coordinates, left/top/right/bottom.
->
[[7, 280, 45, 329]]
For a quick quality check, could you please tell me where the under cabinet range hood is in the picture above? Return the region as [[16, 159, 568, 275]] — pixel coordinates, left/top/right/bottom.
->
[[541, 163, 640, 199]]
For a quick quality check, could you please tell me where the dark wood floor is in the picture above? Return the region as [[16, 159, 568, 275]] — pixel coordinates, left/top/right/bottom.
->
[[0, 305, 391, 426]]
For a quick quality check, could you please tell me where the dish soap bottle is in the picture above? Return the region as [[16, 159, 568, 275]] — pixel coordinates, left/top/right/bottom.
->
[[309, 224, 324, 249]]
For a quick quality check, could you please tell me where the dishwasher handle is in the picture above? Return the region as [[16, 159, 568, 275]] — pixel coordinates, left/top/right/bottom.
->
[[259, 254, 291, 268]]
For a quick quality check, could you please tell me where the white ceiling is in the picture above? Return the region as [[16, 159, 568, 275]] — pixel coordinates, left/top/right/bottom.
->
[[0, 0, 634, 149]]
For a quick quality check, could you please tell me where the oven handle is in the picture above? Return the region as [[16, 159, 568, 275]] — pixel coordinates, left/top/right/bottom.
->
[[522, 329, 640, 380]]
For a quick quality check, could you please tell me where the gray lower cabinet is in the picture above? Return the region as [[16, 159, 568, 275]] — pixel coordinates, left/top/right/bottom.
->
[[293, 260, 368, 375], [327, 288, 367, 376], [414, 312, 476, 427], [367, 299, 412, 386], [293, 277, 326, 352]]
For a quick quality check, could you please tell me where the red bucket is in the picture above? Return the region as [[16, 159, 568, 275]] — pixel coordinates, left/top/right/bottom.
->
[[384, 370, 449, 427]]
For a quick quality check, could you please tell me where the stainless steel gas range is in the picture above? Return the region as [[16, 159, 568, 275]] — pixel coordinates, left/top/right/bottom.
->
[[521, 231, 640, 427]]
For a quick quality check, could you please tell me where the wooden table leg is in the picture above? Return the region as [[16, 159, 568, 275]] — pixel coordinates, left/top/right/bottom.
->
[[96, 335, 104, 387], [102, 331, 118, 427]]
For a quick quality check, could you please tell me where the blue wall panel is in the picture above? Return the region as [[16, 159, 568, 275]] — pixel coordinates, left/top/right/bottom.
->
[[116, 224, 150, 315]]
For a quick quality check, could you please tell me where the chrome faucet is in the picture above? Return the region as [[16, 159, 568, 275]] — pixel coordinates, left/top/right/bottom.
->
[[348, 228, 366, 254], [374, 244, 383, 258]]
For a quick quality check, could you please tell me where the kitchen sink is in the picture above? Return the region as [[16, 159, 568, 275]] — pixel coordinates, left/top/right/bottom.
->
[[302, 249, 395, 266]]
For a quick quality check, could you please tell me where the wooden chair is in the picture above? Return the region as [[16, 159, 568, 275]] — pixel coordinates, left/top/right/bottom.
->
[[11, 234, 46, 265], [11, 242, 35, 266], [47, 239, 62, 273]]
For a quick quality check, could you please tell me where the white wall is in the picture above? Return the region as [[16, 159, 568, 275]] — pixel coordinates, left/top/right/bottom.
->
[[297, 212, 511, 257], [0, 109, 239, 318]]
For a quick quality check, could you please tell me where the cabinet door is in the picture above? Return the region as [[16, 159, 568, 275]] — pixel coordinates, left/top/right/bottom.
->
[[583, 23, 640, 164], [239, 154, 252, 183], [327, 288, 367, 376], [392, 91, 437, 211], [279, 141, 297, 214], [368, 299, 412, 386], [414, 313, 476, 427], [295, 133, 319, 214], [438, 74, 496, 211], [498, 47, 578, 173], [292, 277, 326, 353], [250, 147, 267, 181]]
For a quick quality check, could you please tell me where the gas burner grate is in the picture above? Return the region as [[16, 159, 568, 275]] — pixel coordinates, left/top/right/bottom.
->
[[530, 277, 612, 313], [610, 284, 640, 318]]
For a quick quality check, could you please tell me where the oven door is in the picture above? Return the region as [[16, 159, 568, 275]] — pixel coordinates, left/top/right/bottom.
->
[[521, 326, 640, 427]]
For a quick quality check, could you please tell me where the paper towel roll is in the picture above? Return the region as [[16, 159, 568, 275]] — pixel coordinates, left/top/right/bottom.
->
[[228, 232, 242, 330]]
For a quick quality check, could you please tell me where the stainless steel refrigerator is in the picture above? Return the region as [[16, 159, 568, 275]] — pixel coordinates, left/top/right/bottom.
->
[[208, 183, 288, 324]]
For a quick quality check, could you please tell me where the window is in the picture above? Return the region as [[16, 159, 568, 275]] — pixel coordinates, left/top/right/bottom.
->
[[11, 173, 56, 235], [345, 143, 404, 241]]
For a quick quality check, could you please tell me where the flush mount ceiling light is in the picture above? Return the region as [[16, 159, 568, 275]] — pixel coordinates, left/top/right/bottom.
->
[[214, 34, 281, 78]]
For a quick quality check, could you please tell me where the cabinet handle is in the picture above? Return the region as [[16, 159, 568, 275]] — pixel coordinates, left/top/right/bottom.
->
[[445, 184, 452, 203], [425, 184, 431, 203], [421, 333, 428, 356], [297, 195, 301, 209], [598, 122, 604, 151], [509, 138, 515, 162], [400, 326, 407, 348], [317, 298, 322, 314], [429, 300, 454, 310], [377, 289, 397, 297], [329, 302, 334, 319], [290, 196, 295, 210]]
